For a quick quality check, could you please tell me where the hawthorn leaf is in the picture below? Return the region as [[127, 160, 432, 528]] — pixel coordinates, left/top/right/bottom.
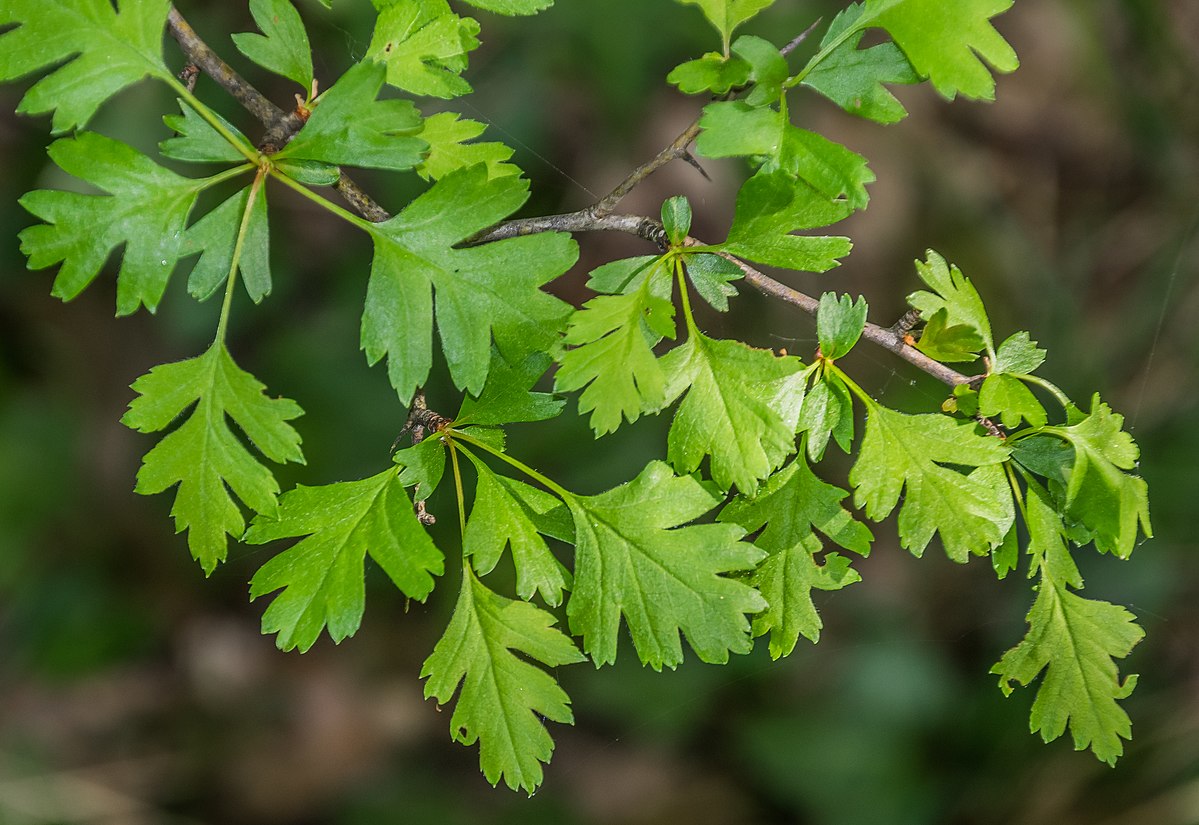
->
[[992, 522, 1019, 580], [19, 132, 216, 316], [415, 111, 517, 181], [979, 373, 1047, 429], [994, 331, 1047, 375], [183, 184, 272, 304], [733, 35, 788, 107], [456, 351, 564, 426], [565, 461, 767, 669], [555, 267, 676, 435], [859, 0, 1019, 101], [244, 468, 444, 652], [721, 170, 853, 272], [696, 100, 782, 158], [421, 567, 584, 793], [457, 0, 554, 14], [462, 454, 571, 606], [817, 292, 868, 360], [274, 159, 341, 186], [660, 333, 805, 494], [801, 3, 919, 124], [274, 61, 426, 171], [585, 255, 661, 294], [661, 196, 693, 246], [1022, 475, 1082, 588], [908, 250, 995, 358], [913, 307, 986, 363], [393, 434, 447, 495], [683, 252, 743, 312], [160, 99, 255, 164], [1050, 394, 1151, 558], [849, 404, 1012, 560], [232, 0, 315, 91], [362, 165, 577, 403], [721, 455, 872, 656], [798, 372, 854, 461], [667, 53, 752, 96], [677, 0, 776, 49], [992, 575, 1143, 766], [367, 0, 481, 99], [0, 0, 171, 133], [121, 342, 305, 574]]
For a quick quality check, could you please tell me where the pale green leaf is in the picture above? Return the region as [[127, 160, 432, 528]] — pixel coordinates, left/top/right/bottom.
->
[[798, 372, 855, 461], [980, 373, 1047, 429], [677, 0, 776, 49], [817, 292, 868, 360], [667, 53, 752, 96], [415, 111, 517, 181], [994, 331, 1047, 375], [908, 250, 995, 358], [367, 0, 480, 99]]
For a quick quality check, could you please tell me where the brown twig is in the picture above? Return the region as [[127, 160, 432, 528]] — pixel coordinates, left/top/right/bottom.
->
[[166, 6, 392, 223], [780, 18, 824, 58]]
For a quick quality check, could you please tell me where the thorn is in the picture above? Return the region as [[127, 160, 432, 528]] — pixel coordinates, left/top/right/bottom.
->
[[781, 17, 824, 58], [681, 151, 712, 182]]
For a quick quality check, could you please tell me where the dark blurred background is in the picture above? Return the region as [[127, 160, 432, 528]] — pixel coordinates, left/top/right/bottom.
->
[[1, 1, 1197, 822]]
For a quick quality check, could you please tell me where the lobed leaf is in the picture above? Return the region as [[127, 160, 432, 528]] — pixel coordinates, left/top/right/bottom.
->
[[817, 292, 868, 360], [367, 0, 481, 99], [415, 111, 518, 181], [232, 0, 315, 91]]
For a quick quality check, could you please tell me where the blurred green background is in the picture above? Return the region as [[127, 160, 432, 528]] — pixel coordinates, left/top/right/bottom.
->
[[1, 1, 1197, 822]]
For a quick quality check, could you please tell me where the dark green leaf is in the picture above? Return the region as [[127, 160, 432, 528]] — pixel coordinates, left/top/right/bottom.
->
[[232, 0, 314, 90]]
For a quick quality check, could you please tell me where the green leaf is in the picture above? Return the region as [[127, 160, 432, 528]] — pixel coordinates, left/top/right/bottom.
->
[[721, 455, 872, 656], [994, 331, 1047, 375], [733, 35, 788, 107], [275, 61, 426, 172], [667, 53, 752, 96], [160, 99, 255, 163], [456, 351, 564, 426], [362, 165, 577, 403], [817, 292, 868, 360], [462, 455, 571, 606], [1022, 475, 1082, 588], [232, 0, 315, 91], [244, 468, 443, 652], [801, 3, 919, 124], [415, 111, 518, 181], [860, 0, 1019, 101], [274, 158, 341, 186], [677, 0, 776, 50], [992, 574, 1144, 765], [121, 342, 305, 574], [555, 265, 676, 435], [393, 434, 447, 495], [797, 371, 854, 461], [19, 132, 215, 315], [992, 522, 1019, 580], [683, 252, 742, 312], [457, 0, 554, 14], [1050, 394, 1151, 558], [183, 184, 272, 304], [849, 404, 1012, 561], [367, 0, 481, 99], [585, 255, 660, 294], [660, 333, 804, 494], [566, 462, 766, 668], [979, 373, 1047, 429], [913, 307, 986, 363], [0, 0, 171, 132], [721, 170, 853, 272], [908, 250, 994, 358], [421, 567, 584, 793], [661, 196, 693, 246]]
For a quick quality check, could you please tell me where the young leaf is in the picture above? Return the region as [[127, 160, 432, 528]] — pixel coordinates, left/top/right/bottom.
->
[[677, 0, 776, 51], [554, 268, 676, 435], [720, 170, 853, 273], [798, 371, 854, 461], [849, 404, 1013, 561], [817, 292, 868, 360], [913, 307, 986, 363], [659, 334, 805, 494], [801, 3, 919, 124], [565, 461, 767, 669], [415, 111, 518, 181], [456, 351, 564, 426], [457, 0, 555, 15], [979, 373, 1047, 429], [232, 0, 315, 91], [908, 250, 995, 359], [183, 184, 272, 304], [361, 165, 577, 402], [994, 331, 1047, 375], [661, 196, 693, 246], [244, 468, 444, 652], [394, 434, 448, 495], [367, 0, 481, 99], [667, 53, 752, 96], [19, 132, 218, 315], [462, 455, 571, 606], [992, 574, 1144, 765], [1049, 395, 1151, 558], [683, 252, 743, 312], [274, 61, 426, 172], [421, 567, 585, 793], [733, 35, 788, 107], [121, 342, 305, 574], [720, 454, 872, 657], [160, 99, 255, 164], [859, 0, 1019, 101], [0, 0, 171, 132]]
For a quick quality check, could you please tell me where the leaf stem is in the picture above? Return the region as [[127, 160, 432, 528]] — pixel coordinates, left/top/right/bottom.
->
[[269, 170, 377, 232], [215, 167, 267, 344], [1018, 374, 1073, 411], [448, 440, 468, 539], [674, 254, 699, 337], [164, 75, 261, 164], [202, 163, 256, 189], [828, 362, 875, 408], [449, 429, 574, 503]]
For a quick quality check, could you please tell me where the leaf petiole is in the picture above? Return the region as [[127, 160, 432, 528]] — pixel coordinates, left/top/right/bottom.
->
[[269, 169, 377, 232], [215, 166, 267, 343], [448, 429, 574, 504], [164, 75, 261, 164]]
